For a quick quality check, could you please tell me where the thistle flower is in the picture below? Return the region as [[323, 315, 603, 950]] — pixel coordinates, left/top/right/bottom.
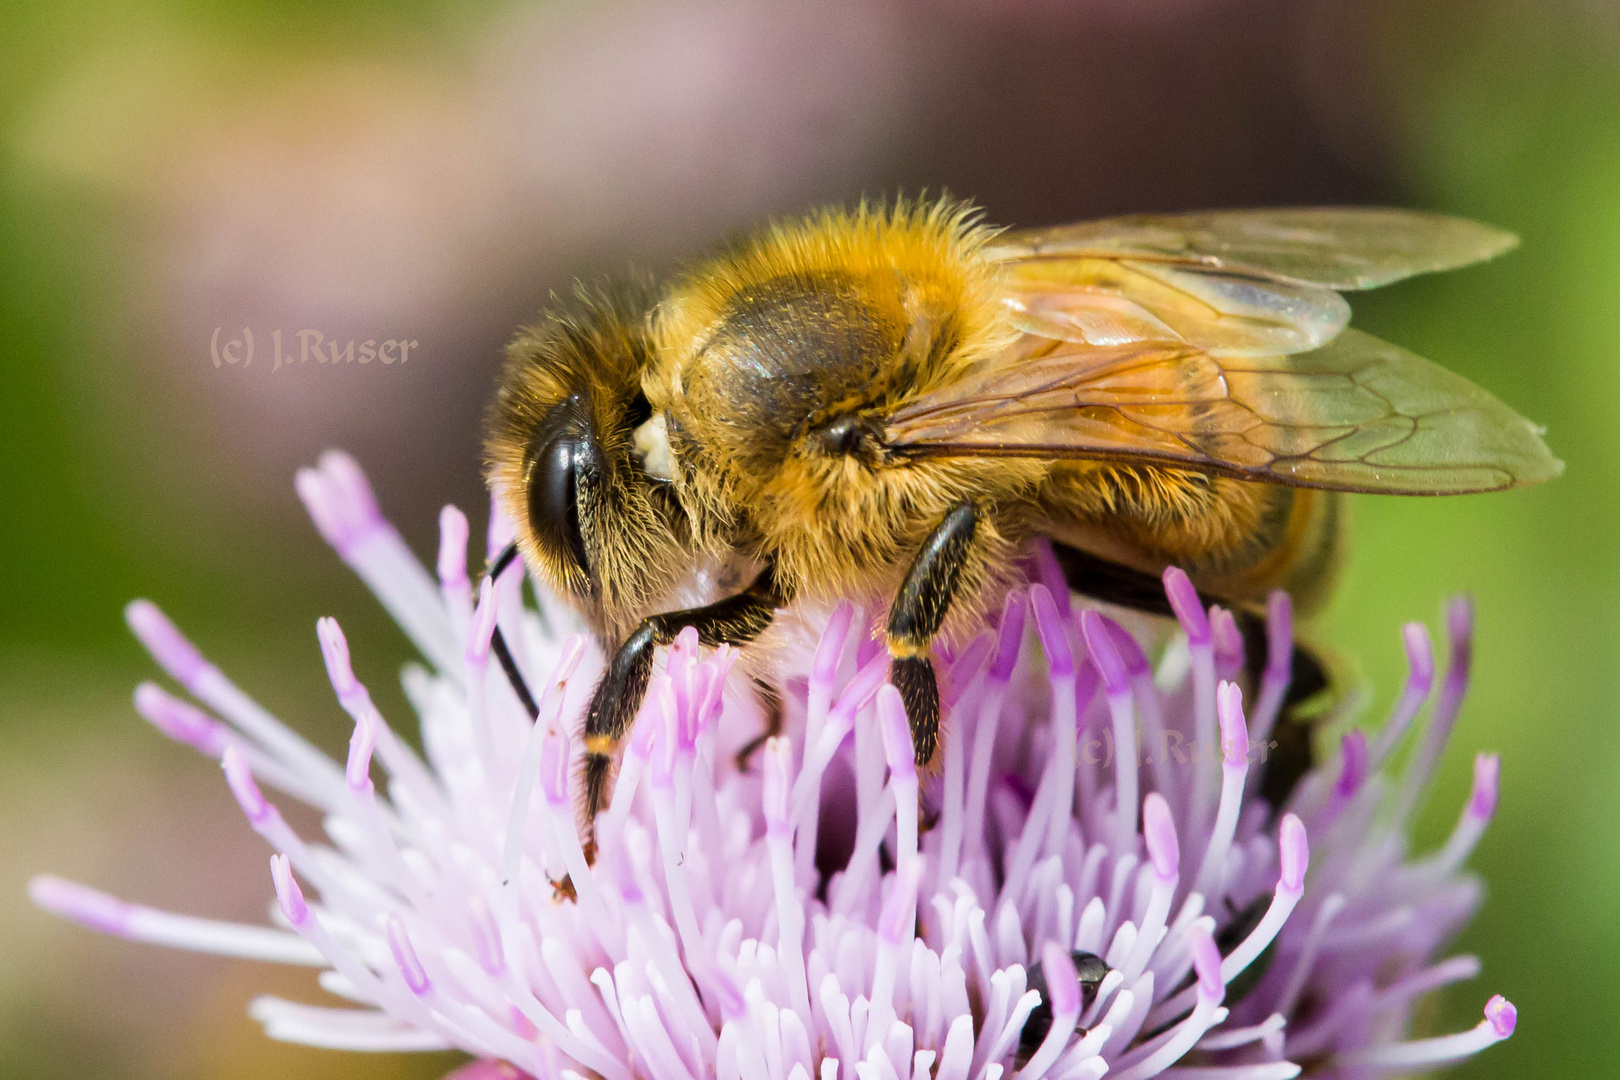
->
[[31, 451, 1516, 1080]]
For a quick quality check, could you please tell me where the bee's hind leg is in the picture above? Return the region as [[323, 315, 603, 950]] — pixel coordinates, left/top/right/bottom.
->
[[888, 502, 980, 770], [1045, 539, 1332, 814], [1045, 541, 1181, 619], [580, 565, 786, 848], [1233, 611, 1332, 814]]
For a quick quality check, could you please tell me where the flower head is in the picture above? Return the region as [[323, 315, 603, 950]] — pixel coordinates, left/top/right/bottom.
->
[[32, 452, 1516, 1079]]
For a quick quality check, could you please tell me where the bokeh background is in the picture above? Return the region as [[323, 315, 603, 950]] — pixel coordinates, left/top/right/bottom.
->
[[1, 0, 1615, 1077]]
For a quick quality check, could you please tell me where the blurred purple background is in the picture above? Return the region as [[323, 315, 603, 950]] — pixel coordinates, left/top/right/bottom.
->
[[4, 1, 1617, 1078]]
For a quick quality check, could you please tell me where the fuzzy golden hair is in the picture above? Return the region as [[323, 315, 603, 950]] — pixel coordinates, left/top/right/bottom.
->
[[485, 283, 691, 642], [479, 197, 1545, 832], [653, 197, 1014, 400], [1040, 463, 1345, 617], [644, 198, 1041, 632]]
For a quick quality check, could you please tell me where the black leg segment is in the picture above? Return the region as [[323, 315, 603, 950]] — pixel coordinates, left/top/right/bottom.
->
[[887, 502, 979, 769], [889, 656, 942, 766], [1047, 541, 1180, 618], [488, 540, 521, 581], [580, 565, 786, 831], [1046, 538, 1335, 815], [490, 628, 540, 720], [484, 541, 540, 721]]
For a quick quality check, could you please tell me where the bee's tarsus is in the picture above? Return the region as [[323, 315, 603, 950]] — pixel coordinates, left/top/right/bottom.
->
[[579, 753, 614, 857], [890, 657, 940, 766], [549, 874, 578, 903]]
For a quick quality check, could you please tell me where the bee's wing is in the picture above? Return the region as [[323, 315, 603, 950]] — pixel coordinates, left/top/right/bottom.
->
[[884, 329, 1562, 495], [888, 206, 1554, 493], [984, 207, 1517, 359], [986, 207, 1518, 291]]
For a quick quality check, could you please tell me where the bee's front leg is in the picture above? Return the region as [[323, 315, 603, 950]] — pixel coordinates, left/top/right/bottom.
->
[[887, 502, 980, 769], [580, 566, 784, 845], [484, 542, 543, 722]]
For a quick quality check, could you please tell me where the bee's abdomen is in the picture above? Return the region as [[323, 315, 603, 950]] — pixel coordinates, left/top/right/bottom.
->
[[1042, 463, 1344, 613]]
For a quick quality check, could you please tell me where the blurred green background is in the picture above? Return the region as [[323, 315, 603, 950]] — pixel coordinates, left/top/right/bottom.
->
[[0, 0, 1615, 1077]]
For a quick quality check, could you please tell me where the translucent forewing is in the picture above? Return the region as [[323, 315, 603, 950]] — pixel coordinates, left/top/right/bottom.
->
[[985, 207, 1519, 291], [883, 208, 1556, 494], [884, 329, 1561, 494]]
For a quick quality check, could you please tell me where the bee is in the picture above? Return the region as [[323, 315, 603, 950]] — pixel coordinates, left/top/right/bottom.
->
[[486, 198, 1560, 833]]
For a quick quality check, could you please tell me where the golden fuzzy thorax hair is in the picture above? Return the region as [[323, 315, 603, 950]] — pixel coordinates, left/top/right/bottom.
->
[[652, 199, 1014, 406], [644, 199, 1041, 625]]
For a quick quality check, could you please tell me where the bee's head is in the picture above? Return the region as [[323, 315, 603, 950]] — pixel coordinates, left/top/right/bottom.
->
[[485, 285, 687, 640]]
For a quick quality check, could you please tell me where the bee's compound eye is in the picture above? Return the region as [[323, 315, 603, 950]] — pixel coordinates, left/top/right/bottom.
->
[[527, 415, 594, 584]]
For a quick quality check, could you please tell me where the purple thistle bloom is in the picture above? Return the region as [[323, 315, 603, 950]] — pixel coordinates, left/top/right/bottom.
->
[[31, 452, 1515, 1079]]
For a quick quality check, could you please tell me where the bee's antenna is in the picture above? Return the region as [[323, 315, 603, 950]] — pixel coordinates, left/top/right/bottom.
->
[[488, 539, 521, 582], [486, 541, 540, 721]]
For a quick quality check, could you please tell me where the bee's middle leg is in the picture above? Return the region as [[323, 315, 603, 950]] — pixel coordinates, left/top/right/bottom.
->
[[888, 501, 980, 769]]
